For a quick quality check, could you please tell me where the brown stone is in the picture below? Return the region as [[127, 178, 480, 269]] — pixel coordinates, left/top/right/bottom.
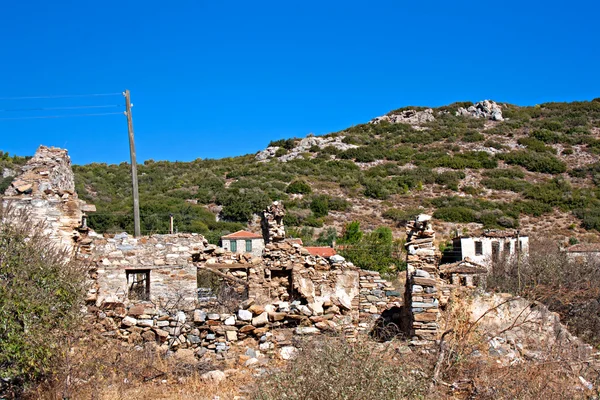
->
[[239, 325, 256, 333], [413, 313, 437, 322], [248, 304, 265, 315], [253, 327, 269, 335], [413, 277, 437, 286], [128, 305, 146, 316], [142, 330, 156, 342]]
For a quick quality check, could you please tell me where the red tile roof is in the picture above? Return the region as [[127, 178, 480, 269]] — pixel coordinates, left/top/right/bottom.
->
[[221, 230, 263, 240], [304, 246, 337, 258], [289, 238, 303, 245]]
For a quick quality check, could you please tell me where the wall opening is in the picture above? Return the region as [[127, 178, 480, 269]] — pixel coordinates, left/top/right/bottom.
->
[[126, 269, 150, 301], [197, 268, 248, 312], [475, 241, 483, 256]]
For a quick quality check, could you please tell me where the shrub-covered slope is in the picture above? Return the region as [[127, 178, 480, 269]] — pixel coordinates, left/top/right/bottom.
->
[[11, 98, 600, 243]]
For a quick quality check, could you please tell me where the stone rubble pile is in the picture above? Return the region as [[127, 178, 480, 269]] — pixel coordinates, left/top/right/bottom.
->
[[456, 100, 504, 121], [370, 108, 435, 126], [255, 135, 358, 162], [404, 214, 440, 341]]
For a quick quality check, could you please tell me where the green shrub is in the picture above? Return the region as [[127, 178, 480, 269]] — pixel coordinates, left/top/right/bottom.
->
[[285, 180, 312, 194], [0, 212, 86, 394], [499, 151, 567, 174], [433, 206, 476, 223], [462, 130, 485, 142], [310, 195, 330, 218], [517, 137, 556, 154], [274, 148, 288, 157]]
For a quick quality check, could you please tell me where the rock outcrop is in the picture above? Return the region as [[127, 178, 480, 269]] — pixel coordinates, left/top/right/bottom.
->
[[255, 135, 358, 162], [371, 109, 435, 126], [456, 100, 504, 121]]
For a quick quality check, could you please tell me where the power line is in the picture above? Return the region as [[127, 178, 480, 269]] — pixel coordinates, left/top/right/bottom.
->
[[0, 104, 123, 113], [0, 112, 123, 121], [0, 92, 122, 101]]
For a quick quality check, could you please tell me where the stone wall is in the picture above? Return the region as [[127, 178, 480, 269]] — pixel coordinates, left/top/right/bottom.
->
[[404, 214, 441, 341], [87, 228, 401, 354], [88, 232, 209, 308], [2, 146, 94, 252]]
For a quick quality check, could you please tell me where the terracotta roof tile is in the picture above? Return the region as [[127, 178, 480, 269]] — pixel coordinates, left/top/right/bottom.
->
[[304, 246, 337, 257], [221, 230, 263, 240]]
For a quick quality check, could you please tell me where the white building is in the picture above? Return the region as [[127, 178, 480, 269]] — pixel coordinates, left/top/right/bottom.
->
[[450, 231, 528, 267], [221, 230, 264, 257], [565, 243, 600, 264]]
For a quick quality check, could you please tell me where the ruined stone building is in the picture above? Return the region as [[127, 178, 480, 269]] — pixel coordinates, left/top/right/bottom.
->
[[5, 145, 529, 356]]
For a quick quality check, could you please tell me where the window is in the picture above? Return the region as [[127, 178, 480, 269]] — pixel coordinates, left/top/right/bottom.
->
[[230, 240, 237, 252], [246, 239, 252, 252], [504, 241, 511, 254], [475, 241, 483, 256], [518, 240, 523, 252], [126, 270, 150, 301], [491, 241, 499, 262]]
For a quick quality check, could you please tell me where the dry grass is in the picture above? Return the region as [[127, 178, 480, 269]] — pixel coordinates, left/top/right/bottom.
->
[[24, 334, 254, 400]]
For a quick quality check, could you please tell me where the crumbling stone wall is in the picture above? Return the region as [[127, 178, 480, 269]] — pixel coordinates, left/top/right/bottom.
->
[[2, 145, 94, 251], [89, 232, 209, 308], [261, 201, 285, 243]]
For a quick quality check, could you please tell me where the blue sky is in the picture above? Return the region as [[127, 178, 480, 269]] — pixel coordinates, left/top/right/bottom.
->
[[0, 0, 598, 165]]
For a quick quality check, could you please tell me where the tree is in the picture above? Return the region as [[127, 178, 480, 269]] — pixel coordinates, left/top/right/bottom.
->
[[0, 209, 86, 396], [339, 225, 402, 273], [339, 221, 362, 244]]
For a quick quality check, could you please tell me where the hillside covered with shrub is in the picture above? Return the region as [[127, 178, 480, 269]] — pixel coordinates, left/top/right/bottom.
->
[[6, 98, 600, 245]]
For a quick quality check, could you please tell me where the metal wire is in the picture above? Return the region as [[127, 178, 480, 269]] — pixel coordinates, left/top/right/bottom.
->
[[0, 112, 123, 121], [0, 92, 122, 100], [0, 104, 123, 113]]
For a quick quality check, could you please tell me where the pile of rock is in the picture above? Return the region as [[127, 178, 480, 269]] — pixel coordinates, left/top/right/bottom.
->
[[371, 109, 435, 126], [456, 100, 504, 121], [91, 290, 360, 358], [404, 214, 440, 341]]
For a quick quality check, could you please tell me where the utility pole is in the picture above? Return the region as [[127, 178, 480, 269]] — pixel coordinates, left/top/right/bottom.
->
[[169, 213, 174, 234], [124, 90, 141, 237]]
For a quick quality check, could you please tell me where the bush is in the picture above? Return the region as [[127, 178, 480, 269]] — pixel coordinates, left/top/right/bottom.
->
[[310, 195, 329, 217], [0, 211, 86, 395], [252, 336, 428, 400], [487, 239, 600, 345], [499, 151, 567, 174], [285, 180, 312, 194]]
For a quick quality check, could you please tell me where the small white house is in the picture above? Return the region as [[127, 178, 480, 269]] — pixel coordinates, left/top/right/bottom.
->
[[451, 231, 528, 267], [565, 243, 600, 264], [221, 230, 264, 257]]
